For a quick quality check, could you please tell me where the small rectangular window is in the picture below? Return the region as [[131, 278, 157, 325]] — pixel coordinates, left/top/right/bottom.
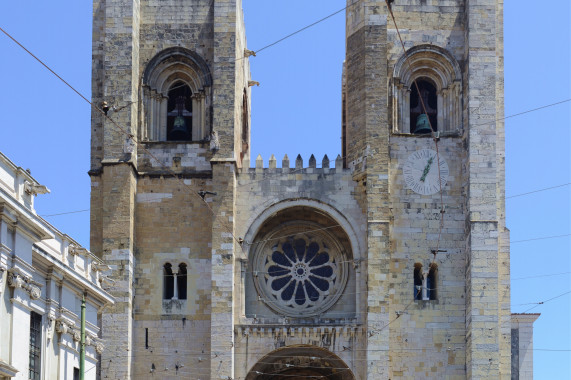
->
[[73, 367, 80, 380]]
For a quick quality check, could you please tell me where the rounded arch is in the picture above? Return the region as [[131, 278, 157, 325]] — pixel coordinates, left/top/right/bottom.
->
[[243, 199, 360, 319], [245, 345, 356, 380], [143, 47, 212, 92], [242, 199, 362, 261], [140, 47, 211, 141], [392, 44, 463, 133], [393, 44, 461, 90]]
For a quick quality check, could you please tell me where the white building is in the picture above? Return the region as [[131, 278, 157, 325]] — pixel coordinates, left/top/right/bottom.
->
[[0, 152, 113, 380]]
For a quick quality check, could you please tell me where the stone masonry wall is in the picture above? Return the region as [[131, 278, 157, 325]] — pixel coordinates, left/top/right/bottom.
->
[[131, 175, 214, 378], [388, 135, 467, 378], [234, 162, 367, 378]]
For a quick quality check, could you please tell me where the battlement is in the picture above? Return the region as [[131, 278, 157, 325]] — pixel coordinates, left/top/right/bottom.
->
[[242, 153, 345, 172]]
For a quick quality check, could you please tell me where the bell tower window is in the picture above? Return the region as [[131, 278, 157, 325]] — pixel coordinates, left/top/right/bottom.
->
[[141, 47, 212, 142], [167, 81, 193, 141], [392, 45, 462, 134]]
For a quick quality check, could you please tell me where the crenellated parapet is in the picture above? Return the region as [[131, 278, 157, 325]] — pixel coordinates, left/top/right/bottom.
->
[[241, 153, 345, 173]]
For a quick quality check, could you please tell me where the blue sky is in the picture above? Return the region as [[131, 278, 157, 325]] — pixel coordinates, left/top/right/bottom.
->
[[0, 0, 569, 377]]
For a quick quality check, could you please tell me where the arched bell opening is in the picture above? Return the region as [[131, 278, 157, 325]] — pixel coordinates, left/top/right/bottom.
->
[[166, 80, 193, 141], [392, 44, 463, 134], [245, 346, 356, 380]]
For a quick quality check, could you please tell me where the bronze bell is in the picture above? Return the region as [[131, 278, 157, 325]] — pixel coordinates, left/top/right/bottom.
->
[[413, 114, 432, 134], [168, 116, 191, 141]]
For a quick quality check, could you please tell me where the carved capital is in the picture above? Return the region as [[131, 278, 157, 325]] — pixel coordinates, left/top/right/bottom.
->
[[7, 270, 25, 289], [7, 269, 41, 299], [192, 91, 205, 100]]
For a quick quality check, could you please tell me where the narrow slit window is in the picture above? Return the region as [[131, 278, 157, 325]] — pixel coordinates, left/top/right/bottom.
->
[[177, 263, 187, 300], [413, 263, 423, 300], [427, 263, 437, 300], [163, 263, 174, 299]]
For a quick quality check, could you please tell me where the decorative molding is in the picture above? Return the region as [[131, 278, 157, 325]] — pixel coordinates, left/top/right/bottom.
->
[[235, 325, 364, 339], [54, 317, 105, 353], [55, 317, 74, 335], [7, 268, 41, 300]]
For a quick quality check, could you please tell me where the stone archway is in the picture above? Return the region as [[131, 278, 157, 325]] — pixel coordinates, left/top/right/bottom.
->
[[245, 345, 356, 380]]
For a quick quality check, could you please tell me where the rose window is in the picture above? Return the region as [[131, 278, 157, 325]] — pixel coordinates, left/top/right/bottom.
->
[[252, 225, 348, 317]]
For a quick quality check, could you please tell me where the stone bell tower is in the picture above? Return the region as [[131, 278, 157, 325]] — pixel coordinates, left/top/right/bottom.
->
[[89, 0, 250, 378], [342, 0, 509, 378]]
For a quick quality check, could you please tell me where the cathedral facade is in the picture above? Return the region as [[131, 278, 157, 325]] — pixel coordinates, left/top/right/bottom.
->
[[90, 0, 515, 378]]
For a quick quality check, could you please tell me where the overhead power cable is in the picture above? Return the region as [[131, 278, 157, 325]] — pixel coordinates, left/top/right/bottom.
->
[[520, 290, 571, 313], [512, 271, 571, 281], [0, 26, 243, 246], [252, 2, 353, 55], [511, 234, 570, 244]]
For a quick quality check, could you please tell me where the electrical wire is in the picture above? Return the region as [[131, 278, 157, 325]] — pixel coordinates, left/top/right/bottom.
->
[[252, 2, 353, 55], [0, 26, 243, 247], [38, 180, 571, 220], [510, 234, 570, 244], [520, 290, 571, 313], [511, 271, 571, 281], [4, 7, 569, 378]]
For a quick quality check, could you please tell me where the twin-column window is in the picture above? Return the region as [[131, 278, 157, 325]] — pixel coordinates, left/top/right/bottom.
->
[[413, 263, 437, 301], [163, 263, 187, 300]]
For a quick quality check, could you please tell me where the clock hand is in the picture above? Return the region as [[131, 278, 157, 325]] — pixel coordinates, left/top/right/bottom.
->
[[419, 157, 434, 182]]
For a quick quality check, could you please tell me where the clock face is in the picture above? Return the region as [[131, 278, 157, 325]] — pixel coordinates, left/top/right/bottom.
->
[[403, 149, 449, 195]]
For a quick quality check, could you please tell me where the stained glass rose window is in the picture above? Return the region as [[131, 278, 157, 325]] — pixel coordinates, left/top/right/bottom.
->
[[252, 225, 348, 317]]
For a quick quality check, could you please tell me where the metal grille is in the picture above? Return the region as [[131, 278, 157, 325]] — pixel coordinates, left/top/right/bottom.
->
[[29, 312, 42, 380]]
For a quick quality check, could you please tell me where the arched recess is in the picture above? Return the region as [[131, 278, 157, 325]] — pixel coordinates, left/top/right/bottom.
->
[[245, 345, 356, 380], [243, 200, 360, 320], [392, 44, 462, 134], [141, 47, 212, 142]]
